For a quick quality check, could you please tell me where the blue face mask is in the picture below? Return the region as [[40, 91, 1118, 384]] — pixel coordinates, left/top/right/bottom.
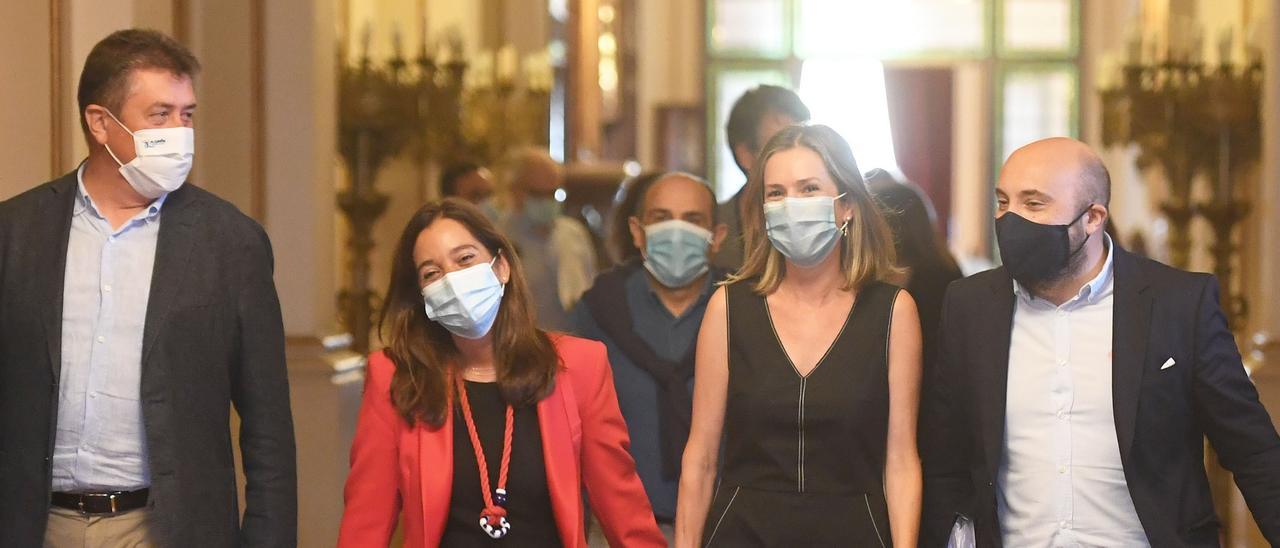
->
[[642, 219, 713, 288], [763, 193, 848, 268], [477, 198, 502, 223], [421, 257, 506, 339], [523, 196, 562, 227]]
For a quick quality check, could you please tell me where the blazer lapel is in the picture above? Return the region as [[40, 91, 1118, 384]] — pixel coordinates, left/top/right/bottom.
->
[[36, 173, 78, 381], [1110, 247, 1151, 463], [979, 268, 1017, 480], [418, 413, 453, 545], [139, 186, 201, 365], [539, 381, 584, 548]]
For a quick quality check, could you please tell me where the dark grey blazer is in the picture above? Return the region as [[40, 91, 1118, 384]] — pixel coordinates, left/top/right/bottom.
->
[[920, 246, 1280, 547], [0, 171, 297, 547]]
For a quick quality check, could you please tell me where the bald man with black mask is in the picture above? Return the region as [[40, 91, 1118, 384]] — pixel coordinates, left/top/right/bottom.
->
[[921, 137, 1280, 547]]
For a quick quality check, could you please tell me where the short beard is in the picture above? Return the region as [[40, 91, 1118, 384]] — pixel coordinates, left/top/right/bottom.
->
[[1026, 226, 1092, 295]]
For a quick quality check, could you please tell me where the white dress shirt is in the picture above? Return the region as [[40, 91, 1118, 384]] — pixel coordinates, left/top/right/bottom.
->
[[999, 235, 1149, 547]]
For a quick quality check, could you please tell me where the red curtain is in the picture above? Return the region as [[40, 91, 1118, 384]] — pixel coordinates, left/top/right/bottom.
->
[[883, 67, 954, 231]]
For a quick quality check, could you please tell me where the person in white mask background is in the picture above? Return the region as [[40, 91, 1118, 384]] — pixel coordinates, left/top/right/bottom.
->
[[569, 172, 728, 542], [486, 147, 597, 332], [339, 198, 664, 548], [0, 29, 296, 547], [675, 124, 923, 547]]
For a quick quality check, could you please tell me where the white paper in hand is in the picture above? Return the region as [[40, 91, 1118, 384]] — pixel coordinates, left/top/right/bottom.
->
[[947, 514, 976, 548]]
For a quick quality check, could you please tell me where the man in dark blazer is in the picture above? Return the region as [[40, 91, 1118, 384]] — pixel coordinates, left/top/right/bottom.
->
[[0, 30, 296, 546], [921, 138, 1280, 547]]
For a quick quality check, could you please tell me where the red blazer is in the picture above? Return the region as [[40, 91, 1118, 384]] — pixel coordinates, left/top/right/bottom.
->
[[338, 335, 666, 548]]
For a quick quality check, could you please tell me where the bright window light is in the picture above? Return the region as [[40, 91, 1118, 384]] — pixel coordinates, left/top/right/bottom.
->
[[798, 58, 899, 175]]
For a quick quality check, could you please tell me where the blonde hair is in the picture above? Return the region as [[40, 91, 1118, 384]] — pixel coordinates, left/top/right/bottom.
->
[[727, 124, 899, 295]]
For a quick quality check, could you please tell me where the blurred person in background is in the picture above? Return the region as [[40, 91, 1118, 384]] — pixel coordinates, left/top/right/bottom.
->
[[713, 85, 811, 271], [488, 147, 597, 331], [439, 161, 496, 204], [866, 168, 963, 371]]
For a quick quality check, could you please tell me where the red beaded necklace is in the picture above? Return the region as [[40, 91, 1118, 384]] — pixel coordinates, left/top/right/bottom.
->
[[455, 376, 515, 539]]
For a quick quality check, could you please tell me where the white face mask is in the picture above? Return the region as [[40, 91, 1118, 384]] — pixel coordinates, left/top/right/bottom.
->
[[102, 109, 194, 199], [421, 257, 506, 339], [763, 193, 848, 268]]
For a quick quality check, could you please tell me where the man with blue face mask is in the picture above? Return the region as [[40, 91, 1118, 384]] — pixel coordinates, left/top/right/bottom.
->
[[488, 147, 596, 331], [570, 172, 728, 542], [0, 30, 295, 547]]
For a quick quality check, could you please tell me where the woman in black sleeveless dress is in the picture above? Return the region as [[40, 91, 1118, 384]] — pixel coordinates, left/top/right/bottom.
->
[[675, 124, 923, 547]]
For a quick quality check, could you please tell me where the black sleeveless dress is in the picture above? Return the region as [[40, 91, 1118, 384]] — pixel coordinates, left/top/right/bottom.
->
[[702, 280, 900, 547]]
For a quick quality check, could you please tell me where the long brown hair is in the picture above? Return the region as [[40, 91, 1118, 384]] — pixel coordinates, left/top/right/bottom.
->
[[728, 124, 899, 294], [864, 168, 961, 279], [380, 198, 560, 427]]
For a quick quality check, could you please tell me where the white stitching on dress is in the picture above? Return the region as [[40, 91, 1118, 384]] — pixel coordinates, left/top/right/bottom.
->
[[705, 486, 741, 546], [865, 493, 887, 548], [798, 378, 806, 492]]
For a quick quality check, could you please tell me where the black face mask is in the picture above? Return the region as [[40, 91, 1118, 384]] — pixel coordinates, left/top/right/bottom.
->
[[995, 206, 1092, 286]]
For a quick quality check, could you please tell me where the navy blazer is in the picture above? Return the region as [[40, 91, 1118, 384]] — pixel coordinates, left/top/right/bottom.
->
[[920, 246, 1280, 547]]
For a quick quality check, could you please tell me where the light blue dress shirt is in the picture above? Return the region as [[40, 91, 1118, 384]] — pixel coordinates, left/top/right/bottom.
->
[[51, 165, 165, 492]]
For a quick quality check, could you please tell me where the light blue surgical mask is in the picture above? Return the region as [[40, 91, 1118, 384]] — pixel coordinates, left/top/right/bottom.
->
[[523, 196, 562, 227], [477, 198, 502, 223], [763, 193, 848, 267], [642, 219, 713, 288], [421, 257, 505, 339]]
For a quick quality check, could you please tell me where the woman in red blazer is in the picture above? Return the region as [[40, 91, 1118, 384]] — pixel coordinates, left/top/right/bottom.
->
[[338, 199, 665, 548]]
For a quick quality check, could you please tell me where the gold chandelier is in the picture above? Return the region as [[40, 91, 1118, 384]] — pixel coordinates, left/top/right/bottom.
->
[[1099, 27, 1262, 329], [335, 29, 552, 353]]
